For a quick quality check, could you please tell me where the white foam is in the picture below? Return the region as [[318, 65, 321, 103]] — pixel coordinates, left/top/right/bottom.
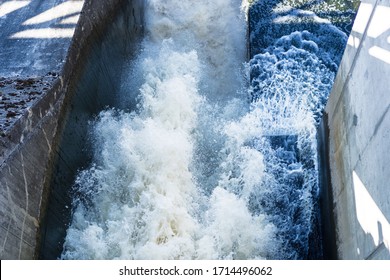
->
[[62, 0, 276, 260], [62, 0, 347, 260]]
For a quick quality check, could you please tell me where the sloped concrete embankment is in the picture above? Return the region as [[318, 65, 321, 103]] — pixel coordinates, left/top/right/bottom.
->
[[319, 0, 390, 259], [0, 0, 144, 259]]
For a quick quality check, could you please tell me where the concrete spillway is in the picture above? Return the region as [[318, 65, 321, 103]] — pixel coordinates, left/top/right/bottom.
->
[[0, 0, 389, 259]]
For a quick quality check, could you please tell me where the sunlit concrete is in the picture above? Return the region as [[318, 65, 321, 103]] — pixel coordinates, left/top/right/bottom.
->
[[353, 171, 390, 255], [10, 27, 76, 39], [368, 46, 390, 64], [325, 0, 390, 259], [0, 1, 31, 18], [22, 1, 83, 25], [366, 5, 390, 38], [0, 0, 84, 76], [59, 14, 80, 24]]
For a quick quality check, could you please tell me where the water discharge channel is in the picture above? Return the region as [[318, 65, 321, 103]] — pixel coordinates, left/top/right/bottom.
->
[[40, 0, 357, 259]]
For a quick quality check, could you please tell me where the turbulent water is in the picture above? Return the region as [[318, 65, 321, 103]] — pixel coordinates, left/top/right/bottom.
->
[[61, 0, 349, 259]]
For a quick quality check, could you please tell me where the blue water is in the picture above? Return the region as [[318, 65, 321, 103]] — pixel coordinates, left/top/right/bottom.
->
[[245, 0, 353, 259]]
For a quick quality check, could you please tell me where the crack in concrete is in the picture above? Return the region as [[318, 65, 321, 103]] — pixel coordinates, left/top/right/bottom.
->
[[42, 127, 52, 154], [18, 152, 29, 259], [5, 181, 18, 223], [0, 217, 11, 257], [373, 104, 390, 138], [0, 182, 12, 257]]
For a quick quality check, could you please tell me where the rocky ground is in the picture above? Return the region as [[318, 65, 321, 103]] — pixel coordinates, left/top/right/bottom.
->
[[0, 73, 58, 136]]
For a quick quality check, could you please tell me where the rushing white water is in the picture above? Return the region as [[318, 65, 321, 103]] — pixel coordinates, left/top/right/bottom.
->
[[61, 0, 348, 259]]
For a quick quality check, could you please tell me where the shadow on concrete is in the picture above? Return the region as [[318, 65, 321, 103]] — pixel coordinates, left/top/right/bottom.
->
[[0, 0, 85, 138], [37, 0, 144, 259], [0, 0, 84, 77], [352, 170, 390, 259]]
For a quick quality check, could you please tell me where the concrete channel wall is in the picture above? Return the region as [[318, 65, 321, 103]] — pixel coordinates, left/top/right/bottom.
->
[[322, 0, 390, 259], [39, 0, 144, 259], [0, 0, 143, 259]]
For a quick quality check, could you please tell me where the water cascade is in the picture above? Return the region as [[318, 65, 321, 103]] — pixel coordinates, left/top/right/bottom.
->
[[49, 0, 356, 259]]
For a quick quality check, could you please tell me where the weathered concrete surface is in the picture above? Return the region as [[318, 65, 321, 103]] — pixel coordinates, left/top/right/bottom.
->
[[40, 0, 144, 259], [0, 0, 84, 259], [0, 0, 84, 77], [324, 0, 390, 259], [0, 0, 143, 259], [0, 75, 58, 135], [0, 0, 84, 151]]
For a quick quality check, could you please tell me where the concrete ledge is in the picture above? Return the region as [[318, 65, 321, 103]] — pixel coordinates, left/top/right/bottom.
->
[[324, 0, 390, 259]]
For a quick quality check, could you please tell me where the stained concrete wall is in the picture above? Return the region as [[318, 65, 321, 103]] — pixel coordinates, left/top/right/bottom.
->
[[0, 0, 143, 259], [323, 0, 390, 259], [39, 0, 144, 259]]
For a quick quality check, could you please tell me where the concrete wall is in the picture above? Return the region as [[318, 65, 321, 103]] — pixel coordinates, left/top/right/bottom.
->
[[0, 0, 143, 259], [323, 0, 390, 259], [39, 0, 144, 259]]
